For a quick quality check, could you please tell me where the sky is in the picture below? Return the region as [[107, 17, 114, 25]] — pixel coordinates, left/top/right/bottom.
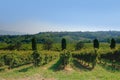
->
[[0, 0, 120, 34]]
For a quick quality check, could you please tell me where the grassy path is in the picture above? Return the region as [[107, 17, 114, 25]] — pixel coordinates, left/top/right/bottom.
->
[[0, 58, 120, 80], [0, 59, 58, 80]]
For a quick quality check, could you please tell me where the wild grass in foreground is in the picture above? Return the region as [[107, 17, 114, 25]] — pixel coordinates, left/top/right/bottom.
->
[[0, 58, 120, 80]]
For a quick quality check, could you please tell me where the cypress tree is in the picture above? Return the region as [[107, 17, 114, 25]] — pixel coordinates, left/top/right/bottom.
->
[[61, 38, 66, 50], [93, 39, 99, 68], [32, 37, 37, 50], [110, 38, 116, 49], [93, 39, 99, 49]]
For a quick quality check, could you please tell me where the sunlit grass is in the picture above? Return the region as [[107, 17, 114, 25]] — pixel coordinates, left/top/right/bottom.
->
[[0, 58, 120, 80]]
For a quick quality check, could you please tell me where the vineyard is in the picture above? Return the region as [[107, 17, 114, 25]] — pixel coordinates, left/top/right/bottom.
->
[[1, 0, 120, 79], [0, 43, 120, 80], [0, 50, 59, 70]]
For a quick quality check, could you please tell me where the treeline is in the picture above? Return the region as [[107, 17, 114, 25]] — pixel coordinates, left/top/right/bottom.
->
[[1, 31, 120, 45]]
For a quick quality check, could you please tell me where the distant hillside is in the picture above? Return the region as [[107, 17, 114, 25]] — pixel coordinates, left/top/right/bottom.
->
[[1, 31, 120, 43], [37, 31, 120, 42], [0, 30, 25, 35]]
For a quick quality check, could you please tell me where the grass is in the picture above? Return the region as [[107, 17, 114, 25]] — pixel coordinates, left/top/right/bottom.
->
[[0, 58, 120, 80]]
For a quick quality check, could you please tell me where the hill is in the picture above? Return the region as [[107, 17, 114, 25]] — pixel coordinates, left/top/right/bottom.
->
[[37, 31, 120, 43], [0, 31, 120, 43]]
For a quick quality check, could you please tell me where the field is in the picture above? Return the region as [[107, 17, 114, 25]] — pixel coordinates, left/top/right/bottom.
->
[[0, 43, 120, 80]]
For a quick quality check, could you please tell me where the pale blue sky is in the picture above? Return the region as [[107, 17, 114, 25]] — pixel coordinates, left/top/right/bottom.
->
[[0, 0, 120, 34]]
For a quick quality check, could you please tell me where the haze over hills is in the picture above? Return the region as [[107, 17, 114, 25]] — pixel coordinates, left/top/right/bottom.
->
[[0, 30, 26, 35]]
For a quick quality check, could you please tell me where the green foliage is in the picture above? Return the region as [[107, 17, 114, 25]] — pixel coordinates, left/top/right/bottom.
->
[[1, 31, 120, 45], [0, 51, 33, 69], [1, 42, 120, 71], [14, 42, 22, 50], [0, 50, 59, 69], [93, 39, 99, 49], [110, 38, 116, 49], [4, 52, 21, 69], [31, 51, 40, 67], [72, 50, 97, 68], [32, 37, 37, 50], [0, 54, 5, 67], [39, 51, 59, 65], [61, 38, 66, 50], [60, 50, 72, 67], [0, 42, 8, 50], [5, 41, 22, 50], [75, 41, 84, 50], [99, 50, 120, 64], [42, 38, 53, 50]]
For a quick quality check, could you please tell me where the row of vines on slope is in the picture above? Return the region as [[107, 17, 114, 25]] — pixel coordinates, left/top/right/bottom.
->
[[0, 50, 59, 69]]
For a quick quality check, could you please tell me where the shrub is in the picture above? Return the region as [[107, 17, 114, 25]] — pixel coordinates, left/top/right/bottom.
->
[[75, 41, 84, 50], [5, 41, 22, 50], [31, 51, 40, 67], [60, 50, 72, 67], [72, 50, 97, 68], [0, 54, 5, 67], [4, 52, 21, 69], [42, 38, 53, 50]]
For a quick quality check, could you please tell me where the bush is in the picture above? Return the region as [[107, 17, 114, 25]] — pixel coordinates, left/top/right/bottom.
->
[[72, 50, 97, 68], [0, 54, 5, 67], [60, 50, 72, 67], [99, 50, 120, 64], [5, 42, 22, 50], [75, 41, 84, 50], [42, 38, 53, 50], [31, 51, 40, 67], [4, 52, 21, 69]]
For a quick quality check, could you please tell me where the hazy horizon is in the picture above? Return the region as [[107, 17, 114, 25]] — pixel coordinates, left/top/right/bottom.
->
[[0, 0, 120, 34]]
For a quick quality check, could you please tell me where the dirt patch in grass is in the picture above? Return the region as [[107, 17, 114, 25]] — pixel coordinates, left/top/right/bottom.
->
[[64, 65, 73, 71]]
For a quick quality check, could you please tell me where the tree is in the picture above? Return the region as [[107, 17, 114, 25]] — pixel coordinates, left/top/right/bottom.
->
[[110, 38, 116, 49], [61, 38, 66, 50], [93, 39, 99, 49], [43, 38, 53, 50], [75, 41, 84, 50], [32, 37, 37, 50], [14, 42, 22, 50], [93, 39, 99, 68]]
